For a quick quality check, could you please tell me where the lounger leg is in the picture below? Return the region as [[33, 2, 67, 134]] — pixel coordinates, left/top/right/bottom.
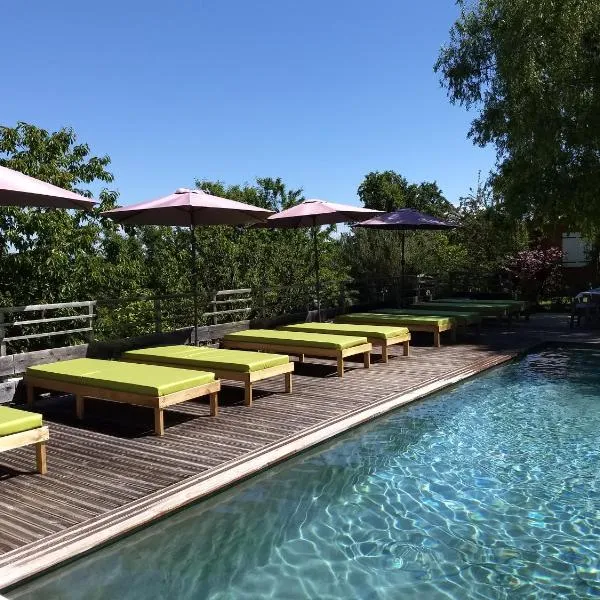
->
[[35, 441, 47, 475], [381, 345, 389, 363], [209, 392, 219, 417], [75, 395, 85, 420], [297, 354, 305, 363], [154, 408, 164, 436], [244, 383, 253, 407], [403, 341, 410, 357], [434, 331, 441, 348], [27, 384, 34, 408], [284, 372, 292, 394], [337, 356, 344, 377], [363, 352, 370, 369], [451, 328, 457, 343]]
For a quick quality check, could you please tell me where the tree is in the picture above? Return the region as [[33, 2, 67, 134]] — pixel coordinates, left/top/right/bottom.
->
[[0, 122, 121, 305], [358, 170, 456, 218], [435, 0, 600, 232]]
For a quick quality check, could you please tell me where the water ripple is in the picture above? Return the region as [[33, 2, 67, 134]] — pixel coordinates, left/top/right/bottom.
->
[[10, 347, 600, 599]]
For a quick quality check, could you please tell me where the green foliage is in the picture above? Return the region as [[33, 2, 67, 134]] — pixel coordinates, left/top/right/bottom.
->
[[347, 172, 529, 295], [435, 0, 600, 232], [0, 123, 350, 345], [0, 122, 120, 306], [357, 170, 457, 218]]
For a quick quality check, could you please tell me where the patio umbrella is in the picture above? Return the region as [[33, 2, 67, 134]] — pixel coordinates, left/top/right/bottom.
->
[[0, 165, 97, 209], [261, 199, 381, 320], [101, 188, 273, 341], [353, 208, 457, 306]]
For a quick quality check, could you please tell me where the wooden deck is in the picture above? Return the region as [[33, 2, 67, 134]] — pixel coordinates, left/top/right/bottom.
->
[[0, 314, 595, 589]]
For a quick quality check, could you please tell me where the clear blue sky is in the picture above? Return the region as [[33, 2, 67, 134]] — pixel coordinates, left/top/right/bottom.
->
[[1, 0, 495, 207]]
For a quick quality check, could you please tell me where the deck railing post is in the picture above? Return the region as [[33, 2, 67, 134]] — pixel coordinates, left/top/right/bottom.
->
[[212, 293, 218, 326], [87, 302, 95, 343], [0, 309, 5, 357], [153, 298, 162, 333]]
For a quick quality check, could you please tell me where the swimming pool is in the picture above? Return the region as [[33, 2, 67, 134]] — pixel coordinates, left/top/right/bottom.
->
[[8, 347, 600, 599]]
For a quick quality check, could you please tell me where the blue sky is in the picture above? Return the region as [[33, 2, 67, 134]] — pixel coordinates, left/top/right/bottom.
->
[[1, 0, 495, 207]]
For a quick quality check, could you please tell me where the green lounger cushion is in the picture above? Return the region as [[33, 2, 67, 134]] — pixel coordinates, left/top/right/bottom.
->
[[123, 345, 289, 373], [420, 301, 507, 315], [279, 322, 410, 340], [435, 298, 527, 311], [378, 308, 482, 326], [335, 313, 455, 328], [223, 329, 368, 350], [27, 358, 215, 397], [0, 406, 43, 437]]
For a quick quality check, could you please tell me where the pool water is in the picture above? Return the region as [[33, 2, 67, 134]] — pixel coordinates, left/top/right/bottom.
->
[[8, 347, 600, 599]]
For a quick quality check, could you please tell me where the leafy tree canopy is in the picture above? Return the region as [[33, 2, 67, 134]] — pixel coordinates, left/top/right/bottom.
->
[[0, 122, 120, 304], [435, 0, 600, 233], [357, 170, 456, 219]]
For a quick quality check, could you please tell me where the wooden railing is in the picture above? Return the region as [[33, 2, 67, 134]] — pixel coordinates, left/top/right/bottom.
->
[[0, 301, 96, 356], [203, 288, 252, 325]]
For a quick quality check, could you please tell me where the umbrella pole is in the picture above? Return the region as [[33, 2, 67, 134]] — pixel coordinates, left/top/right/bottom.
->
[[400, 230, 406, 308], [190, 220, 199, 346], [312, 221, 321, 322]]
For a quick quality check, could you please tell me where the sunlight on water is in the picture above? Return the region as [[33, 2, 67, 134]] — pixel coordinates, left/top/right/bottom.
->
[[9, 347, 600, 599]]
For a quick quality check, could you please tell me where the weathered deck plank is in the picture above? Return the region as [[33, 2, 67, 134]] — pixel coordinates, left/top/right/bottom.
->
[[0, 316, 590, 588]]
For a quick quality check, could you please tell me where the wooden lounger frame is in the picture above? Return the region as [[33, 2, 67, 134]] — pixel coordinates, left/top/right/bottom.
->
[[0, 425, 49, 474], [26, 376, 221, 436], [366, 334, 410, 363], [123, 358, 294, 407], [400, 323, 456, 348], [221, 340, 372, 377]]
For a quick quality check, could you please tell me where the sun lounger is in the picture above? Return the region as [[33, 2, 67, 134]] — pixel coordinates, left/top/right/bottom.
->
[[434, 298, 528, 317], [0, 406, 48, 474], [278, 322, 410, 363], [334, 313, 456, 347], [122, 345, 293, 406], [378, 308, 482, 333], [222, 329, 372, 377], [421, 301, 510, 319], [26, 358, 220, 436]]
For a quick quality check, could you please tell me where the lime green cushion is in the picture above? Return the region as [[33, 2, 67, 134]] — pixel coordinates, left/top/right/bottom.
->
[[123, 345, 289, 373], [423, 301, 507, 315], [379, 308, 482, 326], [279, 322, 410, 340], [0, 406, 43, 437], [335, 313, 455, 328], [223, 329, 368, 350], [27, 358, 215, 397], [436, 298, 526, 312]]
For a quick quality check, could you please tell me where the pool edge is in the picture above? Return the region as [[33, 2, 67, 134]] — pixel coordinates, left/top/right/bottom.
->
[[0, 347, 528, 591]]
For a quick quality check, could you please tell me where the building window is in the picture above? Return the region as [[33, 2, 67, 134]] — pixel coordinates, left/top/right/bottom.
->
[[562, 232, 591, 267]]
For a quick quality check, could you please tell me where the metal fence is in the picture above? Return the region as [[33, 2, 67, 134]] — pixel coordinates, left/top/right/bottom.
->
[[0, 301, 96, 356], [0, 273, 523, 355]]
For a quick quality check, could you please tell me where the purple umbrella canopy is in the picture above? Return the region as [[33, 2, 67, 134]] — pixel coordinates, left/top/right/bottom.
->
[[0, 165, 97, 209], [353, 208, 456, 231], [354, 208, 457, 307], [101, 188, 273, 226]]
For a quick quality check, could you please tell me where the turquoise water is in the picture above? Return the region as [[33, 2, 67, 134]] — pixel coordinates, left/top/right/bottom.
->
[[8, 347, 600, 599]]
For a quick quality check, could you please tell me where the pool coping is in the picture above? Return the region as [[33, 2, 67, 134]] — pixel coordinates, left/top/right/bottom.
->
[[0, 347, 526, 591]]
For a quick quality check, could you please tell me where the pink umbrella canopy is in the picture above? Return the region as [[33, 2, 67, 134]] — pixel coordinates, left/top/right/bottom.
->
[[102, 188, 274, 343], [101, 188, 273, 226], [0, 165, 97, 209], [263, 198, 381, 228], [261, 199, 381, 320]]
